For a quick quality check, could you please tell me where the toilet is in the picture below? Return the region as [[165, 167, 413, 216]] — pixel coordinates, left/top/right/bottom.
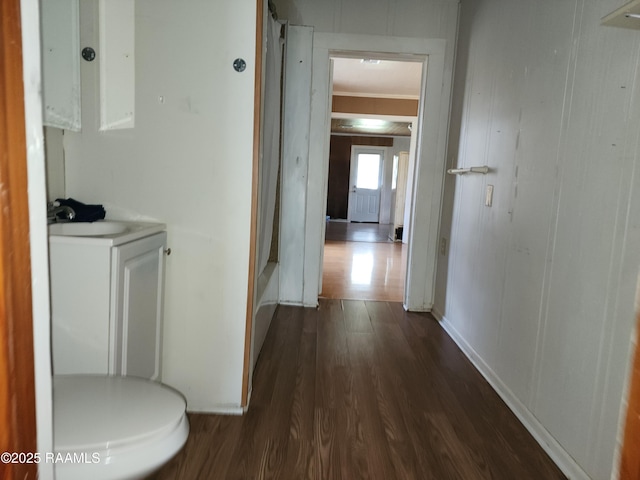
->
[[53, 375, 189, 480]]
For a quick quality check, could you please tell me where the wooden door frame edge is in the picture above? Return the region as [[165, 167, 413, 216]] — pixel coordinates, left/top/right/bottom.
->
[[241, 0, 265, 408], [0, 0, 38, 477], [620, 279, 640, 479]]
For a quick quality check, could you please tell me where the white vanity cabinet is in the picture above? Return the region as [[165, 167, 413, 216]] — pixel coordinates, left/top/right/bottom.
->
[[50, 224, 166, 381]]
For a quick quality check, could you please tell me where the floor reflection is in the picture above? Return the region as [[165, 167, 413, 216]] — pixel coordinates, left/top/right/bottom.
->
[[350, 252, 374, 285], [321, 226, 407, 301]]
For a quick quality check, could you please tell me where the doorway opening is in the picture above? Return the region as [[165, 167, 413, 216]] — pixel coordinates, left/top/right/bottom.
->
[[320, 55, 424, 302]]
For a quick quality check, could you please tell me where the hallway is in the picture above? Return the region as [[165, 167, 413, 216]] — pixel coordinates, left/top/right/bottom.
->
[[321, 222, 406, 302], [152, 299, 565, 479]]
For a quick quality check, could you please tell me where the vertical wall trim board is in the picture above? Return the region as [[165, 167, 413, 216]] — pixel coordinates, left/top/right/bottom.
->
[[278, 24, 313, 306], [302, 43, 331, 307], [433, 0, 461, 318]]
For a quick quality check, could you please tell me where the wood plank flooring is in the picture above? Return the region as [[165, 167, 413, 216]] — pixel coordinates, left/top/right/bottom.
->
[[324, 221, 393, 243], [151, 300, 565, 480], [321, 241, 406, 302]]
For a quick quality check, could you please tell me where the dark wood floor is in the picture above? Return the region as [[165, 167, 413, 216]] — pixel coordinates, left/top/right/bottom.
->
[[152, 300, 566, 480], [325, 221, 393, 243]]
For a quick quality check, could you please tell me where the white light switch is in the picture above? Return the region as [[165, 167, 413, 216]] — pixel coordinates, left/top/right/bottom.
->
[[485, 185, 494, 207]]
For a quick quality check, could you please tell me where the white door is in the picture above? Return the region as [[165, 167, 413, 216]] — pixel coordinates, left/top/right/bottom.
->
[[348, 147, 384, 222]]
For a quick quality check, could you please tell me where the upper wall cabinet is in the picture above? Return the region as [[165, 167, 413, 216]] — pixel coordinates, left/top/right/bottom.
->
[[41, 0, 135, 131], [41, 0, 82, 131]]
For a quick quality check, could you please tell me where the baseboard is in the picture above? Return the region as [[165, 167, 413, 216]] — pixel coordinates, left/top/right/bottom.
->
[[439, 315, 591, 480], [187, 405, 245, 416], [278, 300, 318, 308], [431, 305, 445, 320]]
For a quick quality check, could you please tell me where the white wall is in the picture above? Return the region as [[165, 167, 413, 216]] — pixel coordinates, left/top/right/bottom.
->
[[44, 127, 65, 201], [436, 0, 640, 478], [277, 0, 456, 39], [62, 0, 258, 411]]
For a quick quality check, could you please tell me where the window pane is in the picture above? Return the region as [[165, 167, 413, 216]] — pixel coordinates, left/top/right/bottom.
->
[[356, 153, 381, 189]]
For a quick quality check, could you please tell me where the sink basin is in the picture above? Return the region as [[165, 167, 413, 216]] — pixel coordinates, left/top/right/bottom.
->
[[48, 220, 166, 246], [48, 221, 129, 237]]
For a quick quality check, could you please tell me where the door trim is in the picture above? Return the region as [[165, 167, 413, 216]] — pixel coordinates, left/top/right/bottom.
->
[[241, 0, 264, 407], [619, 276, 640, 478], [303, 34, 451, 309], [0, 0, 38, 477]]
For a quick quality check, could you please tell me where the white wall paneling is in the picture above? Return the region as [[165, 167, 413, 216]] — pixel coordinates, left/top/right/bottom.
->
[[275, 0, 457, 40], [41, 0, 81, 131], [436, 0, 640, 478]]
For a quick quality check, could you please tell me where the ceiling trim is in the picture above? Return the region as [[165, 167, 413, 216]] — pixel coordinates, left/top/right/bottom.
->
[[332, 91, 420, 100]]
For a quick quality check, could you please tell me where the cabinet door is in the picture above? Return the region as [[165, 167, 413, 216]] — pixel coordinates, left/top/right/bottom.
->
[[41, 0, 81, 131], [111, 232, 167, 380]]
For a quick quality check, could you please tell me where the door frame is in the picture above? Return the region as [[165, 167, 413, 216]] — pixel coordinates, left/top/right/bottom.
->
[[302, 33, 451, 310], [619, 272, 640, 478], [348, 145, 385, 223], [0, 0, 42, 477]]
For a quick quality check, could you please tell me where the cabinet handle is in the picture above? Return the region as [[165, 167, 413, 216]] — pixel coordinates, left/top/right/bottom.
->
[[164, 248, 171, 256]]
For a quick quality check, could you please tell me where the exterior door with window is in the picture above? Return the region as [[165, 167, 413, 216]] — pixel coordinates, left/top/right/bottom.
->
[[348, 147, 384, 222]]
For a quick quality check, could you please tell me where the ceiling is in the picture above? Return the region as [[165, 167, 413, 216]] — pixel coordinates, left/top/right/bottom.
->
[[331, 57, 422, 137], [332, 57, 423, 99]]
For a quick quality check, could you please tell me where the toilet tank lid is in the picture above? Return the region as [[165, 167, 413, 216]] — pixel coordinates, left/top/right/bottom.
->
[[53, 375, 187, 452]]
